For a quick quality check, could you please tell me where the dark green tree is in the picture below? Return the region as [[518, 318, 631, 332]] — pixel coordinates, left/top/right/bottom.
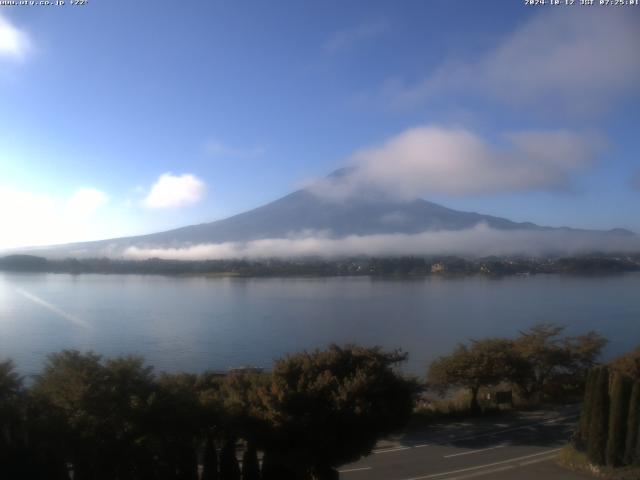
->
[[202, 434, 219, 480], [219, 438, 241, 480], [220, 371, 271, 448], [261, 450, 299, 480], [31, 351, 164, 479], [579, 368, 597, 445], [0, 360, 25, 478], [606, 372, 632, 466], [587, 366, 610, 466], [261, 344, 419, 479], [624, 381, 640, 466], [32, 350, 109, 479], [241, 442, 261, 480], [152, 373, 206, 479]]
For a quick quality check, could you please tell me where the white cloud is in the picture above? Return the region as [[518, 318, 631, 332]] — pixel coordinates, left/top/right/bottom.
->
[[0, 13, 32, 60], [0, 186, 58, 249], [143, 173, 206, 209], [205, 139, 264, 159], [122, 224, 640, 260], [324, 20, 389, 54], [0, 186, 111, 250], [392, 9, 640, 114], [309, 125, 602, 200], [66, 188, 109, 218]]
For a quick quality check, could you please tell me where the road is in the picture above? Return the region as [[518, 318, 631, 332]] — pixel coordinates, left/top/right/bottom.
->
[[339, 405, 591, 480]]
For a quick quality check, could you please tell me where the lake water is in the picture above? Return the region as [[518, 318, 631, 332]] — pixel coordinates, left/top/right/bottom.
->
[[1, 272, 639, 377]]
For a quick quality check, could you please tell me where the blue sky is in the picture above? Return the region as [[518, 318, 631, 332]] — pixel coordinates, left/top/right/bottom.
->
[[0, 1, 639, 249]]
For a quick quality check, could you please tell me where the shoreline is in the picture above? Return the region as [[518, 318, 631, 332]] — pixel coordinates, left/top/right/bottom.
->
[[1, 253, 640, 279]]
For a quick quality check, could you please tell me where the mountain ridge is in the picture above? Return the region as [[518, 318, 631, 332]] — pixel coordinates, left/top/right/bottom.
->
[[10, 171, 636, 258]]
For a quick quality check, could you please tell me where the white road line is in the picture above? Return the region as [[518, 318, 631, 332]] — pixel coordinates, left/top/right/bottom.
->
[[401, 448, 563, 480], [373, 446, 411, 454], [443, 444, 505, 458], [445, 465, 515, 480], [365, 413, 576, 457], [338, 466, 372, 473], [519, 454, 560, 466], [450, 414, 578, 443]]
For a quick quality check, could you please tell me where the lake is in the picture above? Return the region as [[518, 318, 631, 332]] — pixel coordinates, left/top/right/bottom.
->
[[1, 272, 639, 377]]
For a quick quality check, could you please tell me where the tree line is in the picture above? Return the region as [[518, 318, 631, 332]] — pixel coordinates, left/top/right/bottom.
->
[[0, 325, 620, 478], [1, 253, 639, 277], [0, 345, 419, 480]]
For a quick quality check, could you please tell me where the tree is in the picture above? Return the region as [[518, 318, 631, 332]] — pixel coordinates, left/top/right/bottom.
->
[[31, 351, 162, 479], [102, 356, 156, 478], [0, 359, 24, 478], [587, 366, 610, 466], [241, 442, 260, 480], [579, 368, 597, 445], [261, 450, 299, 480], [152, 373, 207, 479], [511, 324, 606, 401], [428, 338, 517, 412], [201, 434, 219, 480], [624, 381, 640, 466], [611, 347, 640, 381], [606, 372, 632, 467], [260, 344, 419, 479], [219, 438, 241, 480], [32, 350, 109, 479], [220, 371, 271, 447]]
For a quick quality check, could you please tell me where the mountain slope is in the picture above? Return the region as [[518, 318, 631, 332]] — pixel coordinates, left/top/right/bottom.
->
[[17, 173, 635, 258]]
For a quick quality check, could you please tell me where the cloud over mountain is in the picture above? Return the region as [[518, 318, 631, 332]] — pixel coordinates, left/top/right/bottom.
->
[[310, 125, 602, 199], [122, 224, 640, 260]]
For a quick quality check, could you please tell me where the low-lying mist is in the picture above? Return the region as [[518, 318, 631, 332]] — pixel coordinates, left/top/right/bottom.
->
[[121, 224, 640, 261]]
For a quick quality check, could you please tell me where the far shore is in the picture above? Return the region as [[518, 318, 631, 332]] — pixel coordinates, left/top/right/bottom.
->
[[1, 253, 639, 278]]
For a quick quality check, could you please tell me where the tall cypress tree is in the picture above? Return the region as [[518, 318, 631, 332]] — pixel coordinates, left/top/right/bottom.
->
[[588, 366, 610, 466], [637, 416, 640, 466], [579, 368, 597, 445], [202, 435, 219, 480], [261, 450, 299, 480], [241, 443, 260, 480], [624, 382, 640, 466], [219, 438, 241, 480], [606, 372, 632, 467]]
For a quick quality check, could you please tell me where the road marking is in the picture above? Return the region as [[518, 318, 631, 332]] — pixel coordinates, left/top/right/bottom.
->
[[519, 454, 560, 466], [449, 414, 578, 443], [365, 413, 577, 457], [443, 444, 505, 458], [338, 466, 372, 473], [373, 446, 411, 454], [445, 465, 515, 480], [401, 448, 563, 480]]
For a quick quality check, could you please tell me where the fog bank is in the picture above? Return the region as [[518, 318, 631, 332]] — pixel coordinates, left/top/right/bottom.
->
[[121, 224, 640, 260]]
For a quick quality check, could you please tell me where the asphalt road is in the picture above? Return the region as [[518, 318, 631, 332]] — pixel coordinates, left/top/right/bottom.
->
[[338, 405, 591, 480]]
